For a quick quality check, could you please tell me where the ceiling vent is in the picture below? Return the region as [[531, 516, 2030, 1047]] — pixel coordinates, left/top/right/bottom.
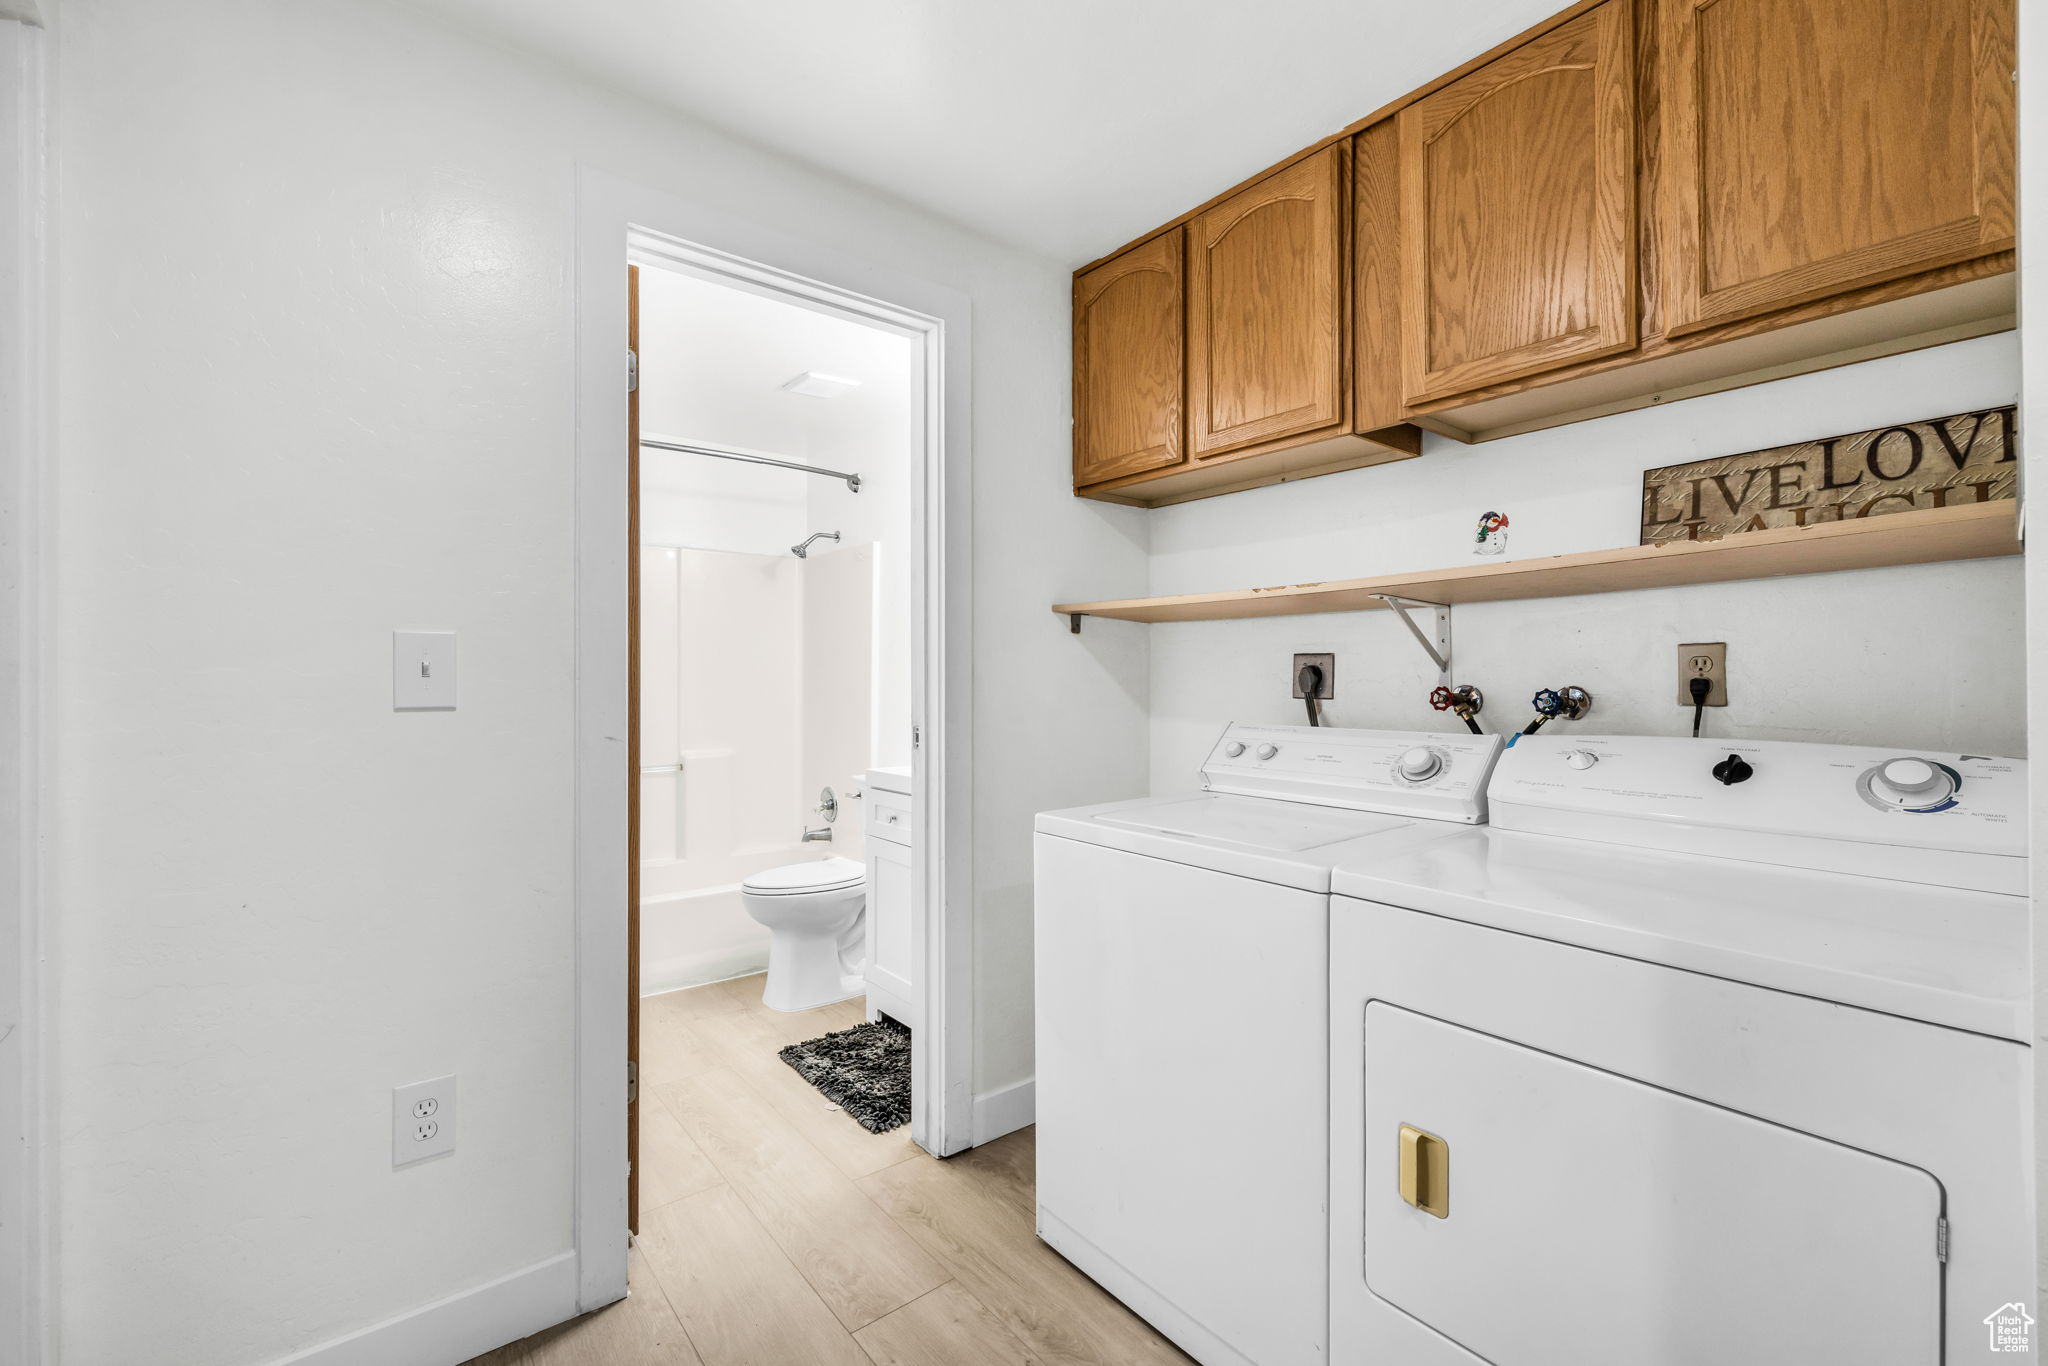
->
[[780, 371, 862, 398]]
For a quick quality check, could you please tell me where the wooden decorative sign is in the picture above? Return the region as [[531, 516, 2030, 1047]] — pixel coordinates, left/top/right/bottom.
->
[[1640, 407, 2017, 545]]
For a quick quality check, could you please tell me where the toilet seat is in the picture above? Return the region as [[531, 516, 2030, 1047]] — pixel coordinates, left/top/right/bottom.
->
[[743, 856, 864, 896]]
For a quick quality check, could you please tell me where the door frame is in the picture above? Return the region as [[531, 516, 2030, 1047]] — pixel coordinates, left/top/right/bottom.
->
[[0, 19, 47, 1366], [572, 168, 975, 1310]]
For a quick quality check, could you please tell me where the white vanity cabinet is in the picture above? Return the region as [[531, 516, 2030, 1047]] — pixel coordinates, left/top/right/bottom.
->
[[863, 768, 916, 1029]]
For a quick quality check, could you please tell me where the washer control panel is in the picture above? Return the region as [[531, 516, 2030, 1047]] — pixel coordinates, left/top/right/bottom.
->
[[1489, 733, 2027, 893], [1199, 724, 1505, 823]]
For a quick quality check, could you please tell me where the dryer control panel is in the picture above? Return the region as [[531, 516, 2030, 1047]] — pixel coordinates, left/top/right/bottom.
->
[[1201, 724, 1504, 824], [1491, 734, 2027, 894]]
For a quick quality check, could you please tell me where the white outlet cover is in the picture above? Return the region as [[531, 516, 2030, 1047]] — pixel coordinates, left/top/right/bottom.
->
[[393, 1075, 457, 1167], [392, 631, 457, 710]]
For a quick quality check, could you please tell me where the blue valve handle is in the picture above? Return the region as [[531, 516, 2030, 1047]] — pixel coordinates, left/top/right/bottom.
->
[[1531, 688, 1566, 716]]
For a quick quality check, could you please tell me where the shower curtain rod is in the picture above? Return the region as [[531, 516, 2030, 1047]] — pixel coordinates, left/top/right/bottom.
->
[[639, 437, 862, 493]]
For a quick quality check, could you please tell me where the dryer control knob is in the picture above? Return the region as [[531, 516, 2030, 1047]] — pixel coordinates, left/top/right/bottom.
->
[[1223, 741, 1246, 758], [1255, 743, 1279, 760], [1563, 749, 1598, 770], [1396, 747, 1442, 782]]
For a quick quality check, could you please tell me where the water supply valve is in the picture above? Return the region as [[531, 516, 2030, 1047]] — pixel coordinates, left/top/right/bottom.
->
[[1429, 684, 1486, 736], [1524, 685, 1593, 735]]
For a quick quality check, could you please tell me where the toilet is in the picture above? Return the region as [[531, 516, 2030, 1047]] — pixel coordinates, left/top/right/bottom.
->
[[740, 856, 867, 1012]]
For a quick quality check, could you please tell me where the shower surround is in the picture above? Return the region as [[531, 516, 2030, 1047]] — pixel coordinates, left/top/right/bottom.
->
[[639, 540, 875, 992]]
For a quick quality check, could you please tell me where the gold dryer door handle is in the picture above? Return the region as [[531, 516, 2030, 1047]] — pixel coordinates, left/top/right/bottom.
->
[[1398, 1125, 1450, 1219]]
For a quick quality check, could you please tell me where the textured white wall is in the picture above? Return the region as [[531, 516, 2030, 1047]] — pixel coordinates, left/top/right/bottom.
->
[[2022, 0, 2047, 1313], [44, 2, 1145, 1364], [800, 543, 875, 861], [0, 18, 45, 1366], [1148, 336, 2025, 795]]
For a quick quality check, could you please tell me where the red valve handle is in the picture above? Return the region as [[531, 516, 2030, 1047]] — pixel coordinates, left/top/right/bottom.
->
[[1428, 686, 1456, 712]]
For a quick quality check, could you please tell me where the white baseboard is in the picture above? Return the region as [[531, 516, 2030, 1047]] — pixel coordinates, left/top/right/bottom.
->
[[972, 1077, 1035, 1146], [267, 1251, 583, 1366]]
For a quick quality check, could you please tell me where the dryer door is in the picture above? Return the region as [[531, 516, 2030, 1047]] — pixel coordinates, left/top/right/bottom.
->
[[1362, 1004, 1942, 1365]]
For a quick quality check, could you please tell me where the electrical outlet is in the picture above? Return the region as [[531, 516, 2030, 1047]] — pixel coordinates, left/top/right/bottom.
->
[[1676, 642, 1728, 707], [393, 1076, 457, 1167], [1291, 653, 1335, 699]]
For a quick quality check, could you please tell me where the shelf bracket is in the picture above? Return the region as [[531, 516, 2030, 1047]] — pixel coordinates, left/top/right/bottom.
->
[[1371, 595, 1453, 686], [1070, 614, 1083, 634]]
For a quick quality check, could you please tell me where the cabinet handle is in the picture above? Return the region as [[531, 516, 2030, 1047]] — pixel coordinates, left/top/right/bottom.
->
[[1398, 1125, 1449, 1219]]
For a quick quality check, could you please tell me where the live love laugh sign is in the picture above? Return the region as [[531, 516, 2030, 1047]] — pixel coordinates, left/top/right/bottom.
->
[[1640, 407, 2017, 545]]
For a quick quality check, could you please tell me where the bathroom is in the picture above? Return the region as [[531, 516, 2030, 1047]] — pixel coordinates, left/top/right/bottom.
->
[[633, 261, 922, 1169]]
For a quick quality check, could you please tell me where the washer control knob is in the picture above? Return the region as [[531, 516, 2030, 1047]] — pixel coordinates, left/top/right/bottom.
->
[[1255, 743, 1279, 760], [1869, 757, 1956, 807], [1877, 758, 1940, 794], [1223, 741, 1246, 758], [1712, 753, 1754, 786], [1396, 747, 1442, 782], [1563, 749, 1598, 771]]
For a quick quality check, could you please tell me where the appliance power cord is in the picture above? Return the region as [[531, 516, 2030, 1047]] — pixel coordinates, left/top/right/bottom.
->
[[1298, 663, 1325, 727]]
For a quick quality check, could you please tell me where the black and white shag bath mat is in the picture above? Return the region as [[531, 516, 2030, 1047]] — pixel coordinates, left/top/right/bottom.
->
[[777, 1019, 912, 1134]]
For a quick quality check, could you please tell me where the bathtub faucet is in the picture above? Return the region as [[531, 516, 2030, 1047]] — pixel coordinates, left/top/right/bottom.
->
[[801, 826, 834, 842]]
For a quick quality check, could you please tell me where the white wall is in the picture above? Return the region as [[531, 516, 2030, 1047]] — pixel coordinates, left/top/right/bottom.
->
[[1149, 336, 2025, 794], [2021, 0, 2047, 1313], [0, 18, 45, 1366], [42, 3, 1146, 1365], [800, 543, 875, 859], [802, 369, 915, 773]]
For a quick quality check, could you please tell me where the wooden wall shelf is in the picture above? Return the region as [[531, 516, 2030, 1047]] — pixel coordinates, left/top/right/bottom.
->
[[1054, 501, 2019, 626]]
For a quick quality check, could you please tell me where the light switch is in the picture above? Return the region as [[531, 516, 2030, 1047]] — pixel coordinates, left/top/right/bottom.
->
[[393, 631, 457, 710]]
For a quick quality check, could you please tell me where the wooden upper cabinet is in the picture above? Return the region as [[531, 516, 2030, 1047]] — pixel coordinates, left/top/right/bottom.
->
[[1187, 146, 1349, 457], [1397, 1, 1637, 405], [1658, 0, 2016, 337], [1073, 230, 1186, 487]]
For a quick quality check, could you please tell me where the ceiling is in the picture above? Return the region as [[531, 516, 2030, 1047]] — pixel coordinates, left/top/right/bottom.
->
[[400, 0, 1560, 264], [636, 264, 913, 495]]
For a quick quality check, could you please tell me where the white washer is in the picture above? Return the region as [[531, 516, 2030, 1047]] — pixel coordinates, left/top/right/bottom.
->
[[1036, 723, 1504, 1366], [1329, 733, 2030, 1366]]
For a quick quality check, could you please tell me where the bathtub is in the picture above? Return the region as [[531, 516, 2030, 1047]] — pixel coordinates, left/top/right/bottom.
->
[[639, 881, 775, 996], [639, 836, 862, 996]]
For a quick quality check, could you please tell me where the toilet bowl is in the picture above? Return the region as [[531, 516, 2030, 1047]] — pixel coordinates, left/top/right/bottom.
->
[[740, 856, 867, 1012]]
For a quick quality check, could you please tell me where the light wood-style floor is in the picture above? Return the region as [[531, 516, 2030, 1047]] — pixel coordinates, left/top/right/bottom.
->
[[466, 973, 1193, 1366]]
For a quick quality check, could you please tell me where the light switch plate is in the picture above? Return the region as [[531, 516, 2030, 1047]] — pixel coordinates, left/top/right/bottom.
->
[[393, 631, 457, 710], [393, 1075, 457, 1167]]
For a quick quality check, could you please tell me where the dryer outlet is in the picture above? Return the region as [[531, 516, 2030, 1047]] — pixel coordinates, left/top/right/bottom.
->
[[1293, 654, 1335, 699]]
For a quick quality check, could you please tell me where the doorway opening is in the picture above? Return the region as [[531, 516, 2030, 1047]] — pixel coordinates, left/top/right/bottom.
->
[[619, 228, 962, 1239]]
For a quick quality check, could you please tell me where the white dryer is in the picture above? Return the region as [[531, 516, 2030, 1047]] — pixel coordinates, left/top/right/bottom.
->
[[1036, 723, 1504, 1366], [1329, 733, 2030, 1366]]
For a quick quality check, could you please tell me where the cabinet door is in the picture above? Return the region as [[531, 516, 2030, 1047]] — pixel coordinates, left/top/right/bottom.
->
[[1073, 231, 1185, 487], [864, 837, 915, 1025], [1398, 1, 1637, 404], [1660, 0, 2015, 337], [1188, 146, 1349, 456]]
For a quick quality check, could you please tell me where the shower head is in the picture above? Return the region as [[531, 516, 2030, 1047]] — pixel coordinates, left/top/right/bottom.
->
[[792, 530, 841, 559]]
